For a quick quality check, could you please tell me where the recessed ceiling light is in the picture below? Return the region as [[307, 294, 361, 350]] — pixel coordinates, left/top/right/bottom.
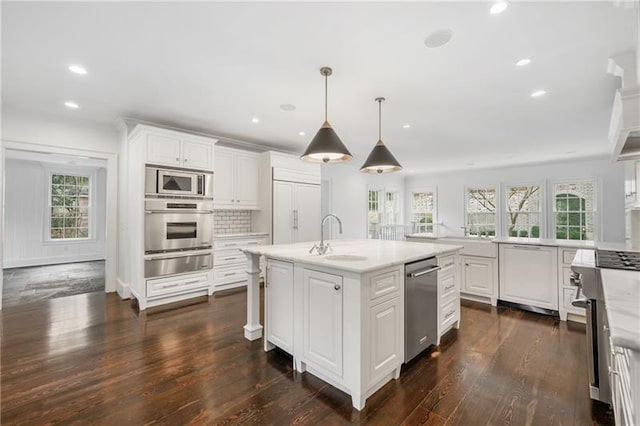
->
[[64, 101, 79, 109], [516, 58, 531, 67], [280, 104, 296, 111], [68, 65, 87, 75], [530, 90, 547, 98], [490, 1, 508, 14], [424, 29, 453, 48], [402, 124, 411, 129], [251, 117, 260, 123], [298, 131, 306, 136]]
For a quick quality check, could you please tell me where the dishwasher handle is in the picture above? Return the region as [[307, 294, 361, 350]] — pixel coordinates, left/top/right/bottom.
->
[[407, 265, 441, 278]]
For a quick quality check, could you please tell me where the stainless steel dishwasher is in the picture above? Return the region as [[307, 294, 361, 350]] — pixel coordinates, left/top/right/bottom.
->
[[405, 257, 440, 363]]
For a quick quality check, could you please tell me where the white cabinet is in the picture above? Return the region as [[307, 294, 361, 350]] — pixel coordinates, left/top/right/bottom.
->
[[273, 181, 321, 244], [303, 269, 343, 377], [144, 270, 212, 308], [213, 146, 260, 210], [144, 128, 214, 170], [437, 254, 460, 344], [610, 343, 639, 426], [461, 256, 497, 305], [499, 244, 559, 310], [368, 297, 402, 384], [266, 260, 294, 354], [558, 248, 587, 321], [212, 234, 267, 292]]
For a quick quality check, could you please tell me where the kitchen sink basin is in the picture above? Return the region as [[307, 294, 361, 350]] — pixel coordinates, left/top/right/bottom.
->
[[323, 254, 368, 262]]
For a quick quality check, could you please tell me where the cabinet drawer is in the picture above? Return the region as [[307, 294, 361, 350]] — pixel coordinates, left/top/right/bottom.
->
[[438, 255, 457, 272], [146, 272, 210, 299], [214, 264, 247, 284], [439, 270, 458, 301], [561, 249, 578, 265], [213, 249, 245, 266], [369, 267, 402, 302], [213, 237, 266, 250], [440, 298, 459, 328]]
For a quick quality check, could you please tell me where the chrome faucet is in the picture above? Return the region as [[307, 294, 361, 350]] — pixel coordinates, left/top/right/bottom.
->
[[310, 214, 343, 255]]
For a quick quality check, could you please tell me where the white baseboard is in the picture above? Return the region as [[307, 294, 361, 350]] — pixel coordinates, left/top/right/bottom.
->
[[3, 254, 105, 269], [116, 278, 131, 300]]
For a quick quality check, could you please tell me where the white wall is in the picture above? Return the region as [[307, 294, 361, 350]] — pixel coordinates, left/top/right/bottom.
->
[[3, 159, 107, 268], [405, 156, 626, 242], [321, 162, 405, 239]]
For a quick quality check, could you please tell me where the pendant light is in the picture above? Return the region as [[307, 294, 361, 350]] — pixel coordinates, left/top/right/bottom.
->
[[300, 67, 352, 164], [360, 97, 403, 174]]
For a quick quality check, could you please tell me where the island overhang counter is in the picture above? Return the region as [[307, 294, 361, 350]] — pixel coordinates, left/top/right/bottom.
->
[[242, 238, 463, 409]]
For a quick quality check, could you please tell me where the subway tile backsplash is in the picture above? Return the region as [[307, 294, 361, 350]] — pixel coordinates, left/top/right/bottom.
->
[[214, 210, 252, 234]]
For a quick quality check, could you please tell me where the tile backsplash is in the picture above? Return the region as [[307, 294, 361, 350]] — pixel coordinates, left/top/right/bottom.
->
[[214, 210, 252, 234]]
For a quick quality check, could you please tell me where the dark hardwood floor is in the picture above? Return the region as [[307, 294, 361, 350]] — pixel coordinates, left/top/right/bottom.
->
[[1, 289, 613, 425]]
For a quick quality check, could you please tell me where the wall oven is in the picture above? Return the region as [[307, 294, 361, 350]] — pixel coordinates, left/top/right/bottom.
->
[[144, 199, 213, 254], [145, 166, 213, 198]]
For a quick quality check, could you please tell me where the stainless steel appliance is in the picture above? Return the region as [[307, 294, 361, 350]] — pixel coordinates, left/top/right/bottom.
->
[[145, 248, 212, 278], [144, 199, 213, 254], [405, 258, 439, 363], [571, 249, 612, 404], [145, 166, 213, 198]]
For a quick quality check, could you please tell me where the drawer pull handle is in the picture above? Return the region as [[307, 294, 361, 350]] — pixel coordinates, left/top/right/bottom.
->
[[224, 272, 236, 276], [224, 257, 238, 260], [445, 310, 455, 319], [163, 283, 180, 289], [184, 280, 201, 285], [445, 284, 455, 291]]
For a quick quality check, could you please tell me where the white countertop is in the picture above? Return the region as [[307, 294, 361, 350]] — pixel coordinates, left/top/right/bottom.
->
[[214, 232, 269, 239], [600, 269, 640, 352], [243, 239, 463, 274], [492, 237, 597, 249]]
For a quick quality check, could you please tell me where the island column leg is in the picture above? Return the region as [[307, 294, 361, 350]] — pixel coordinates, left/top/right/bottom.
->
[[243, 252, 263, 341]]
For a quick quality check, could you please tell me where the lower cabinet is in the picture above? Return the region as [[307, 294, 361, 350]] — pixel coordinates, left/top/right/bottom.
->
[[302, 269, 343, 378], [461, 255, 497, 305], [437, 254, 460, 344], [368, 296, 402, 387], [144, 270, 212, 308], [499, 244, 559, 311], [266, 260, 294, 354], [558, 247, 586, 321], [212, 234, 267, 292], [609, 343, 639, 426]]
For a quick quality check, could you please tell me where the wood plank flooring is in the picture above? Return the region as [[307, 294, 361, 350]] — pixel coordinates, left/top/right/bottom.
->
[[1, 289, 613, 425]]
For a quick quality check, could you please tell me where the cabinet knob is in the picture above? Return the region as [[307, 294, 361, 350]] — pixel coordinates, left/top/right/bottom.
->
[[175, 157, 180, 161], [184, 159, 188, 163], [334, 284, 341, 291]]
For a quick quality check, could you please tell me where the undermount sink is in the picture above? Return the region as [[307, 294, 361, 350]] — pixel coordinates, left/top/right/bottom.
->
[[323, 254, 368, 262]]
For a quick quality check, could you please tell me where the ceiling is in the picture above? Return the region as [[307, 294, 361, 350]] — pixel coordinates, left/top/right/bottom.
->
[[1, 2, 637, 173]]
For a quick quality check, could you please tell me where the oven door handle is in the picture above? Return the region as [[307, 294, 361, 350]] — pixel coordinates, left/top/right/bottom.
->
[[145, 210, 214, 214], [145, 249, 213, 260]]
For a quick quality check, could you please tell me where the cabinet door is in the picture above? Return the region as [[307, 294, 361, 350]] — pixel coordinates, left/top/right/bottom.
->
[[235, 153, 260, 209], [273, 181, 294, 244], [147, 133, 181, 167], [303, 269, 343, 377], [266, 260, 294, 354], [182, 140, 213, 170], [213, 148, 235, 208], [294, 183, 321, 243], [462, 257, 494, 296], [369, 297, 402, 386], [499, 245, 558, 310]]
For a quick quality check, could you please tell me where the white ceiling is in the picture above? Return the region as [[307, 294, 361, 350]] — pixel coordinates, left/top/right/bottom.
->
[[1, 2, 637, 173]]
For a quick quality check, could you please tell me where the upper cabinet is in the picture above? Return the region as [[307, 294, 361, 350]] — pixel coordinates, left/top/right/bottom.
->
[[136, 126, 215, 170], [214, 145, 260, 210]]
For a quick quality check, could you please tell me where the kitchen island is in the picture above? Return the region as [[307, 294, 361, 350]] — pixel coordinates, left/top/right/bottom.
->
[[242, 239, 462, 409]]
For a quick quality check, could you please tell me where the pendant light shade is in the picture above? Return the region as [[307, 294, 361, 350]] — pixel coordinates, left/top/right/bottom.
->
[[360, 97, 403, 174], [300, 67, 352, 164]]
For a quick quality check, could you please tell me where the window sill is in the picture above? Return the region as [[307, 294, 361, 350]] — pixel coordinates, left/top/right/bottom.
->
[[43, 238, 98, 245]]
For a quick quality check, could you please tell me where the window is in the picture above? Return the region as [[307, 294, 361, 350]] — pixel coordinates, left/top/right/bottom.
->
[[50, 174, 90, 239], [466, 187, 496, 237], [367, 189, 401, 238], [553, 181, 597, 241], [504, 184, 541, 238], [411, 191, 435, 234]]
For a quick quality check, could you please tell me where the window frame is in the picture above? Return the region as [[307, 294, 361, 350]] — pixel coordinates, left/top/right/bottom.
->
[[44, 167, 98, 244], [408, 187, 437, 235], [549, 178, 601, 242], [366, 186, 404, 238], [464, 185, 499, 238], [501, 181, 546, 238]]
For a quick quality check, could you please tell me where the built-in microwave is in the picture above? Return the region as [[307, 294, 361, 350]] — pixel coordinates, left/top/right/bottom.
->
[[145, 166, 213, 198]]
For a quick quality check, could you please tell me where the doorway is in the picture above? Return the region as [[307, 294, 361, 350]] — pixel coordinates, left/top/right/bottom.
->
[[1, 147, 112, 308]]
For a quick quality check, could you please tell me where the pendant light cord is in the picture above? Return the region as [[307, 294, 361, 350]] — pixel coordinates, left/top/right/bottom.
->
[[324, 73, 328, 122], [378, 99, 382, 140]]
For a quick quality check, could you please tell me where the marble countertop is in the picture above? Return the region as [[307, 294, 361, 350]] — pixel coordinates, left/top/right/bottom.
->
[[492, 237, 597, 249], [406, 233, 495, 242], [243, 239, 463, 274], [600, 269, 640, 352], [214, 232, 269, 239]]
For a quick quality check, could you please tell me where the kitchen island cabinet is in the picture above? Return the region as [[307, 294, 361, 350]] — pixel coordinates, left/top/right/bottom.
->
[[244, 239, 462, 410]]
